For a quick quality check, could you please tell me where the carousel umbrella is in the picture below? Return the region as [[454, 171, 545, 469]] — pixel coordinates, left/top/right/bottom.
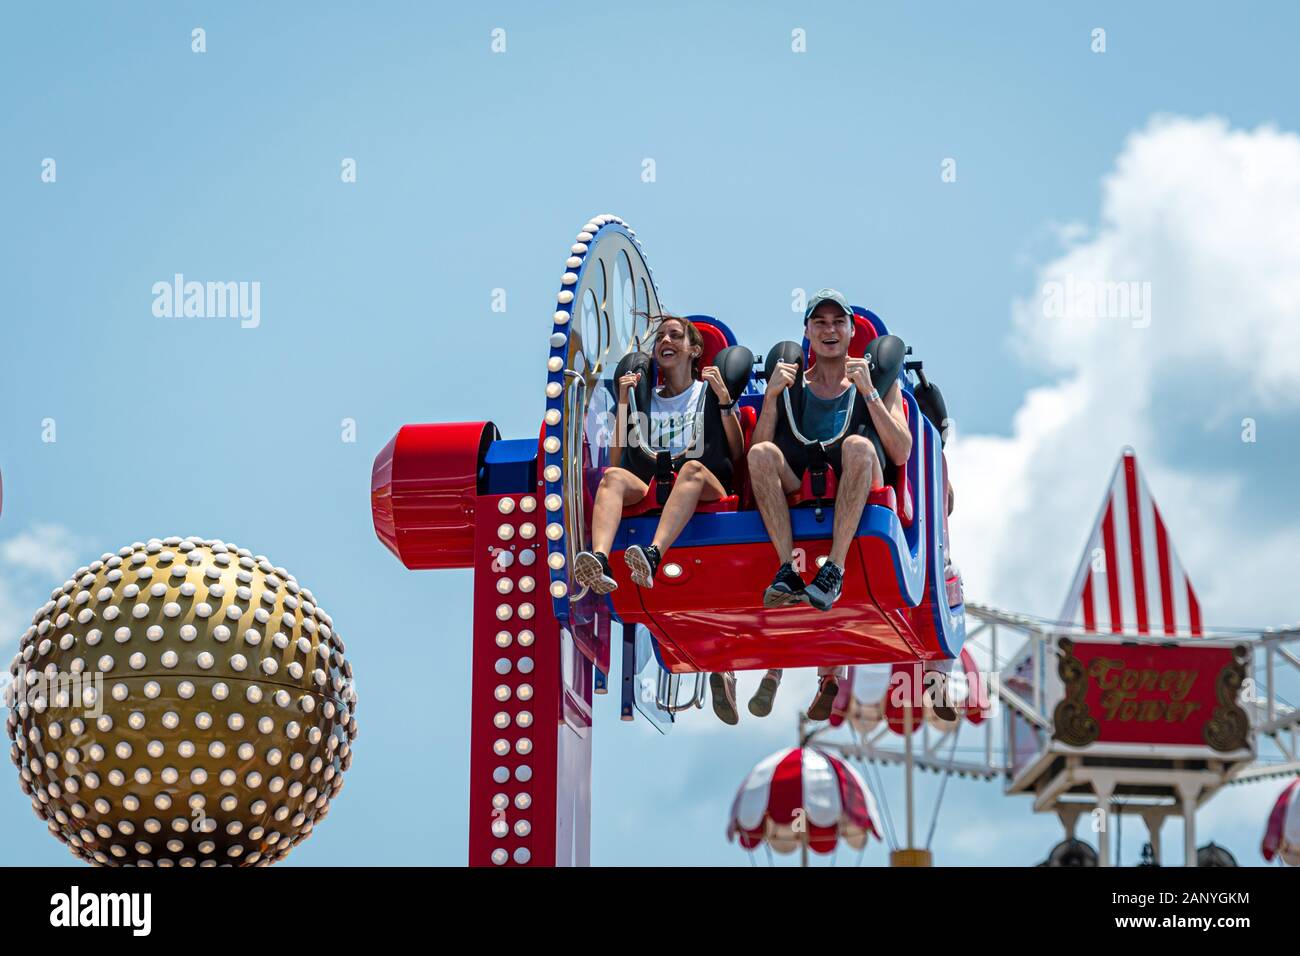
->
[[839, 648, 988, 735], [1196, 842, 1238, 867], [727, 746, 881, 855], [1039, 838, 1098, 867], [1261, 778, 1300, 865]]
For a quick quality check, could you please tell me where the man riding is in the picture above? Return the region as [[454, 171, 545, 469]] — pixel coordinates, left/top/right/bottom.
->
[[711, 289, 913, 723]]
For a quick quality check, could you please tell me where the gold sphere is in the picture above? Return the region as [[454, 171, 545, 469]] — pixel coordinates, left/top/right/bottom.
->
[[4, 537, 358, 867]]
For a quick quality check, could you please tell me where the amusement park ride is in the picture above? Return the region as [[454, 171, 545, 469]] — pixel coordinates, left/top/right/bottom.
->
[[369, 214, 1300, 868]]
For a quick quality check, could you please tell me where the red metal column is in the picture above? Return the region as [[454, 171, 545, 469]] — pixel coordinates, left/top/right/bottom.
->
[[467, 492, 591, 866]]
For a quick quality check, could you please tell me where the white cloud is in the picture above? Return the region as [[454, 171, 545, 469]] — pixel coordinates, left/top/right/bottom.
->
[[0, 524, 82, 580], [0, 524, 83, 650], [948, 115, 1300, 629], [0, 583, 26, 659]]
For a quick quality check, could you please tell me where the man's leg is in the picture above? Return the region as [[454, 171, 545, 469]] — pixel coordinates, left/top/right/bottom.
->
[[747, 668, 783, 717], [924, 660, 957, 721], [827, 435, 882, 567], [710, 671, 739, 725], [807, 666, 843, 721], [747, 441, 800, 561], [747, 442, 808, 607], [806, 437, 881, 611]]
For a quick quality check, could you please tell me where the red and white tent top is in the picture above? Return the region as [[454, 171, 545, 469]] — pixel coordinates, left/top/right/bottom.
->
[[1262, 778, 1300, 866], [727, 746, 881, 854], [1059, 448, 1202, 637]]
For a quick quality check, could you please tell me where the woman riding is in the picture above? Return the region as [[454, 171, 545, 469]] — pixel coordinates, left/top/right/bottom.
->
[[574, 313, 746, 593]]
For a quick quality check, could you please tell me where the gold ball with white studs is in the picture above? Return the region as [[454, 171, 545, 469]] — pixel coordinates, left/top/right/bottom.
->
[[5, 537, 358, 867]]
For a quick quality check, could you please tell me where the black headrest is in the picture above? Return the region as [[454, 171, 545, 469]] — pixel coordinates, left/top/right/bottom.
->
[[713, 345, 755, 402], [764, 341, 805, 417], [763, 341, 804, 380], [913, 377, 949, 446], [614, 351, 655, 419], [864, 334, 906, 397]]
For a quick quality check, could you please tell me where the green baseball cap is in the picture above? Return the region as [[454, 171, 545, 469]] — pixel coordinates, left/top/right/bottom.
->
[[804, 288, 854, 323]]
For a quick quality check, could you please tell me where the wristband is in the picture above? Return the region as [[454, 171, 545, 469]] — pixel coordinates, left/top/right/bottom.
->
[[866, 389, 881, 404], [718, 400, 737, 411]]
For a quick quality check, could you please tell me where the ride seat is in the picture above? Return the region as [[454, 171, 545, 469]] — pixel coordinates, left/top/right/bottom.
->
[[689, 320, 730, 372], [733, 403, 759, 508], [620, 401, 756, 519], [783, 400, 914, 525], [621, 481, 740, 517]]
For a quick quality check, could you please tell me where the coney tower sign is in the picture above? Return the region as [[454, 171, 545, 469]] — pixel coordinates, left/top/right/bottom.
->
[[997, 449, 1284, 866]]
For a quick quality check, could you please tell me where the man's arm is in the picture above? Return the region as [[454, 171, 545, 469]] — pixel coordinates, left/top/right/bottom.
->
[[753, 392, 779, 446], [869, 380, 912, 466], [847, 358, 912, 466], [753, 360, 796, 446]]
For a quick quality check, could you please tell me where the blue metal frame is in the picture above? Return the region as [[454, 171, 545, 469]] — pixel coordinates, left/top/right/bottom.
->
[[482, 437, 537, 494], [619, 622, 675, 734], [915, 421, 966, 658]]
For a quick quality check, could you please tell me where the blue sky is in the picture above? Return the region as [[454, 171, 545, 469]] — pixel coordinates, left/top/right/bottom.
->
[[3, 1, 1298, 866]]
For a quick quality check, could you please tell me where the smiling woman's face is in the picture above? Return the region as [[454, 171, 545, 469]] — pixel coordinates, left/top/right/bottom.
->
[[807, 304, 852, 360], [653, 318, 697, 372]]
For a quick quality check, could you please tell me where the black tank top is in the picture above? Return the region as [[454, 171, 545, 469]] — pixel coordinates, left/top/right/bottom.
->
[[775, 384, 898, 486], [621, 385, 735, 491]]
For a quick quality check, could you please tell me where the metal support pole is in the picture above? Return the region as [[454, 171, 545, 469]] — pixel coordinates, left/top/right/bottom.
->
[[1141, 809, 1164, 865], [1267, 645, 1276, 724], [1177, 781, 1200, 867], [1032, 635, 1043, 716], [904, 704, 915, 849], [1093, 778, 1115, 867]]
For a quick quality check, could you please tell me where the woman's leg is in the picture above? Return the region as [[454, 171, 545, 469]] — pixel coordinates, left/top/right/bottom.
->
[[747, 668, 783, 717], [590, 467, 649, 555], [650, 460, 726, 553], [807, 667, 843, 721]]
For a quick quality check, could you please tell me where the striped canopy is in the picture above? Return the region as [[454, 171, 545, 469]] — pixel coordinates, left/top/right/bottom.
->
[[727, 746, 881, 854], [1059, 448, 1202, 636], [1262, 778, 1300, 866]]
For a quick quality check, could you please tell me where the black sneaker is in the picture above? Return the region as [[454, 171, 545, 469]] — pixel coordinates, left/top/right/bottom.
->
[[747, 673, 781, 717], [804, 560, 844, 612], [574, 550, 617, 595], [710, 672, 739, 725], [762, 562, 807, 608], [807, 675, 839, 721], [625, 544, 661, 589]]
